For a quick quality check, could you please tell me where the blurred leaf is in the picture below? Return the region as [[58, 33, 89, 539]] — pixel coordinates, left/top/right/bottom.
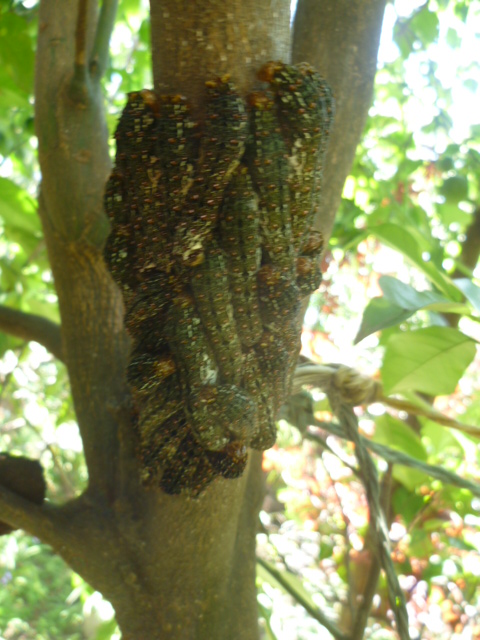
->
[[0, 13, 35, 95], [392, 486, 425, 524], [446, 27, 462, 48], [453, 278, 480, 312], [380, 275, 447, 307], [369, 224, 460, 300], [257, 602, 278, 640], [410, 8, 439, 45], [436, 156, 454, 172], [382, 327, 476, 395], [355, 297, 414, 343], [436, 201, 471, 227], [439, 175, 469, 204], [374, 414, 427, 460], [95, 617, 118, 640], [373, 414, 428, 490], [354, 276, 471, 343], [0, 177, 41, 235]]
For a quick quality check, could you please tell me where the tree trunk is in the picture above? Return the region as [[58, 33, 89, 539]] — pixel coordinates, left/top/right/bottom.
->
[[0, 1, 386, 638]]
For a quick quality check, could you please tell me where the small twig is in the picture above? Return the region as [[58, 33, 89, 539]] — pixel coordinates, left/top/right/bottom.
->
[[310, 428, 358, 474], [0, 305, 63, 361], [311, 423, 480, 499], [331, 402, 410, 640], [256, 556, 350, 640], [24, 419, 77, 500], [350, 466, 393, 640], [320, 456, 356, 626], [381, 395, 480, 438], [90, 0, 118, 79], [75, 0, 88, 70], [71, 0, 90, 103]]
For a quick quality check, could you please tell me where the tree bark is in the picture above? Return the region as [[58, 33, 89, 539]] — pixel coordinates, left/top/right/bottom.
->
[[0, 1, 389, 638], [292, 0, 387, 243], [149, 0, 291, 114]]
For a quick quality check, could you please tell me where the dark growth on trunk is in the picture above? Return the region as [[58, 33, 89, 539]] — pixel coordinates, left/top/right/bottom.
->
[[104, 63, 334, 495]]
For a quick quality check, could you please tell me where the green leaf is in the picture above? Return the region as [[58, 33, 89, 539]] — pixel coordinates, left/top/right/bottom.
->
[[369, 224, 460, 300], [380, 275, 471, 314], [392, 486, 425, 524], [382, 327, 476, 395], [380, 275, 447, 308], [355, 297, 414, 343], [95, 618, 118, 640], [436, 201, 471, 227], [0, 13, 35, 95], [0, 177, 41, 235], [257, 602, 278, 640], [446, 27, 462, 49], [374, 414, 427, 459], [439, 176, 469, 204], [453, 278, 480, 313], [373, 415, 428, 490], [410, 8, 439, 45], [354, 276, 471, 344]]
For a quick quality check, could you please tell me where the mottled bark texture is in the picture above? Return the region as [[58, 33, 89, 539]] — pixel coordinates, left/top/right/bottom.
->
[[0, 1, 386, 638], [293, 0, 388, 242], [149, 0, 291, 115]]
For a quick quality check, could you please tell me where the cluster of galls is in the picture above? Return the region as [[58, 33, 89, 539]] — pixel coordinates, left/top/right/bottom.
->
[[104, 62, 334, 495]]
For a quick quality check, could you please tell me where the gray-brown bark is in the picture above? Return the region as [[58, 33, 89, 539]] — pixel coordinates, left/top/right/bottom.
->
[[292, 0, 388, 242], [0, 1, 387, 638]]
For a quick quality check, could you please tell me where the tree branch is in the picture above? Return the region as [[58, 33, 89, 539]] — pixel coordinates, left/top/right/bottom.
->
[[36, 1, 132, 499], [292, 0, 387, 243], [0, 305, 63, 361], [71, 0, 90, 103], [90, 0, 119, 79], [0, 484, 64, 545]]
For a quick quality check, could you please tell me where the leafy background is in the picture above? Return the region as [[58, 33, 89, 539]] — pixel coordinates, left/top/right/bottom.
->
[[0, 0, 479, 638]]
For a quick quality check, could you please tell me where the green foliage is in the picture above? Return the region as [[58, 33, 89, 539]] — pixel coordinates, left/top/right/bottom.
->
[[268, 1, 480, 638], [0, 534, 83, 639], [382, 326, 476, 395]]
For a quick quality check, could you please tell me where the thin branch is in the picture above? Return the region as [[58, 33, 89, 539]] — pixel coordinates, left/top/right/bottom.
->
[[256, 556, 351, 640], [381, 395, 480, 438], [24, 419, 77, 500], [75, 0, 89, 71], [309, 428, 358, 474], [0, 484, 64, 546], [0, 305, 63, 361], [71, 0, 90, 103], [330, 402, 410, 640], [350, 466, 393, 640], [90, 0, 118, 79], [306, 423, 480, 498]]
